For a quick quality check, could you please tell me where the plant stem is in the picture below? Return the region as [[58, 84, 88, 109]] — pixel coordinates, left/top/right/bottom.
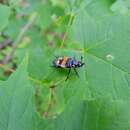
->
[[60, 13, 74, 48], [3, 13, 37, 64]]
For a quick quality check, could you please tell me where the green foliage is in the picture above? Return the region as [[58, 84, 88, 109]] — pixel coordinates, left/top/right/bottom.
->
[[0, 57, 36, 130], [0, 0, 130, 129], [0, 4, 10, 31]]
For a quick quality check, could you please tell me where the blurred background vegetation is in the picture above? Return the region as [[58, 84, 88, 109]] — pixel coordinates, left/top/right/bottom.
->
[[0, 0, 67, 78], [0, 0, 83, 117]]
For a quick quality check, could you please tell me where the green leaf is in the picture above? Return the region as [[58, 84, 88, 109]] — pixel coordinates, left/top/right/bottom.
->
[[27, 29, 53, 80], [0, 57, 36, 130], [9, 0, 20, 8], [111, 0, 130, 14], [71, 0, 130, 99], [4, 16, 26, 40], [0, 4, 10, 31], [3, 1, 130, 129], [36, 2, 53, 29], [51, 99, 130, 130]]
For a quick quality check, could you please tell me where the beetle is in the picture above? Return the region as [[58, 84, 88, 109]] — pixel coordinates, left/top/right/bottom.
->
[[52, 56, 85, 81]]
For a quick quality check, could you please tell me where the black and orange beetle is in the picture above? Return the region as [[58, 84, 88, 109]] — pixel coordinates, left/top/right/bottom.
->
[[52, 56, 85, 81]]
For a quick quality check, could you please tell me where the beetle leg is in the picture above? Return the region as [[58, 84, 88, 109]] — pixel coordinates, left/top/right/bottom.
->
[[65, 68, 71, 81], [81, 56, 83, 62], [74, 68, 79, 78]]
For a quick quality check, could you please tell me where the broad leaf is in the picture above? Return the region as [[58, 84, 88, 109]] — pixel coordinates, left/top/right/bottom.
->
[[71, 0, 130, 99], [51, 99, 130, 130], [2, 0, 130, 129], [0, 57, 36, 130]]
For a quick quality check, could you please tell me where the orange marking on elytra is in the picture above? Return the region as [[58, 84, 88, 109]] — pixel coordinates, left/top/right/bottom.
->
[[61, 56, 68, 66]]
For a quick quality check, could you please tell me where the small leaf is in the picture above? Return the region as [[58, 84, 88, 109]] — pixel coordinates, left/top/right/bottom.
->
[[36, 2, 52, 29], [111, 0, 129, 14], [0, 4, 10, 31]]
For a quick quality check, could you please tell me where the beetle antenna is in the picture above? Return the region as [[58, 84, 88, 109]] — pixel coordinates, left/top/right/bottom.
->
[[54, 56, 59, 59]]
